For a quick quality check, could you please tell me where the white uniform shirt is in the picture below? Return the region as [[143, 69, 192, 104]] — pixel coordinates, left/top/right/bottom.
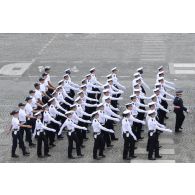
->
[[11, 117, 20, 130], [35, 89, 42, 101], [25, 103, 33, 117], [19, 109, 27, 123], [92, 119, 111, 134]]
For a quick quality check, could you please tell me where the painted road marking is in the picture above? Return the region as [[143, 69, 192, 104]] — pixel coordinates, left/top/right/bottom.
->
[[0, 62, 32, 76], [136, 148, 175, 155], [131, 160, 175, 163], [142, 138, 174, 144], [169, 63, 195, 74]]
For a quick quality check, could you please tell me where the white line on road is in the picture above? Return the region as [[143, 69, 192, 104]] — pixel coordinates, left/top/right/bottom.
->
[[136, 148, 175, 155], [174, 63, 195, 68], [131, 160, 175, 163], [175, 70, 195, 74]]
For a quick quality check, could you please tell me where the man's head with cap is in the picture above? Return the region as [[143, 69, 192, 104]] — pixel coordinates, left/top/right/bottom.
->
[[151, 94, 157, 102], [42, 104, 49, 111], [106, 74, 112, 79], [42, 73, 48, 79], [29, 90, 35, 95], [137, 67, 143, 74], [85, 74, 91, 80], [133, 72, 140, 78], [107, 78, 113, 84], [148, 102, 155, 109], [126, 102, 133, 110], [34, 82, 40, 90], [70, 104, 77, 111], [153, 88, 160, 95], [65, 68, 71, 75], [176, 89, 183, 97], [10, 110, 19, 116], [39, 77, 45, 83], [63, 74, 69, 80], [134, 88, 140, 95], [105, 96, 111, 103], [18, 103, 25, 108], [45, 66, 51, 73], [103, 89, 110, 95], [130, 94, 136, 102], [97, 103, 104, 110], [123, 110, 130, 117], [90, 67, 96, 74], [111, 67, 118, 73], [158, 77, 164, 83], [25, 96, 32, 103], [158, 66, 164, 72], [148, 110, 156, 118], [35, 111, 43, 119]]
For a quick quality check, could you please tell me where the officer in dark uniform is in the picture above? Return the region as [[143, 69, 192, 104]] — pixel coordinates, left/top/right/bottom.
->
[[173, 90, 189, 133]]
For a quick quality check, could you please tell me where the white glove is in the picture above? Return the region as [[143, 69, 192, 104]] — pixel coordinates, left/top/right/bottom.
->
[[166, 129, 172, 133], [115, 118, 120, 122], [119, 97, 123, 100], [142, 121, 146, 125], [32, 133, 36, 139], [109, 129, 114, 133], [133, 136, 137, 141], [87, 120, 91, 124], [57, 122, 62, 126], [82, 127, 87, 131]]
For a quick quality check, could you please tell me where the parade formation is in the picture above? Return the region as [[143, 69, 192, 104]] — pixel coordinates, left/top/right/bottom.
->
[[8, 65, 190, 161]]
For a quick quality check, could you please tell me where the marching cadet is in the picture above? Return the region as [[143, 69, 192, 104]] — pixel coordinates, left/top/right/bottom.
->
[[64, 68, 80, 98], [136, 67, 150, 93], [29, 90, 43, 110], [153, 88, 172, 125], [97, 103, 120, 148], [69, 104, 91, 147], [75, 97, 92, 142], [56, 85, 72, 110], [155, 82, 174, 119], [44, 66, 56, 94], [106, 78, 124, 108], [18, 103, 35, 147], [103, 96, 121, 141], [58, 80, 75, 110], [58, 111, 87, 159], [63, 74, 79, 100], [39, 77, 50, 103], [90, 67, 103, 100], [147, 110, 172, 160], [157, 66, 175, 86], [173, 90, 190, 133], [122, 110, 137, 160], [111, 67, 126, 90], [48, 97, 66, 145], [130, 94, 147, 140], [125, 103, 146, 128], [9, 110, 31, 158], [24, 96, 37, 145], [42, 104, 61, 148], [34, 82, 44, 105], [92, 111, 115, 160], [33, 111, 56, 158]]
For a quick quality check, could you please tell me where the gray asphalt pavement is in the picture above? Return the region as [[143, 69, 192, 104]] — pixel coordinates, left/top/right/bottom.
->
[[0, 33, 194, 163]]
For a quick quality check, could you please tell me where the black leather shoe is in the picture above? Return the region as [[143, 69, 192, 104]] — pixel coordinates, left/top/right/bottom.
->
[[112, 138, 118, 141], [131, 155, 137, 159], [155, 155, 162, 158], [29, 143, 36, 148], [23, 152, 30, 156], [93, 157, 100, 160], [38, 155, 44, 158], [123, 157, 131, 160], [57, 136, 64, 140], [175, 130, 182, 133], [12, 154, 19, 158], [78, 154, 84, 157], [138, 137, 144, 140], [148, 157, 156, 160], [165, 116, 169, 119], [134, 147, 137, 150], [68, 156, 75, 159], [99, 154, 106, 158], [50, 144, 56, 147], [180, 127, 183, 129], [83, 137, 89, 140], [158, 146, 162, 149], [81, 145, 85, 148], [107, 144, 114, 148], [45, 154, 51, 157]]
